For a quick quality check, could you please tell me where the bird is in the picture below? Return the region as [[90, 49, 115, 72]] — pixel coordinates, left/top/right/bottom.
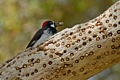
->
[[26, 20, 63, 48]]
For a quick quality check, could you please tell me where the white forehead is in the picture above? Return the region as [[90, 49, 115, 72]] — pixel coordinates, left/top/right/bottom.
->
[[52, 21, 54, 23], [50, 21, 55, 28]]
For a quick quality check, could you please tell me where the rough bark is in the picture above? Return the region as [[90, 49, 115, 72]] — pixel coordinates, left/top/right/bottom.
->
[[0, 1, 120, 80]]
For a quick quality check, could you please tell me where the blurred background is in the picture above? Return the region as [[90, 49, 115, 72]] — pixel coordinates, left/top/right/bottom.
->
[[0, 0, 120, 80]]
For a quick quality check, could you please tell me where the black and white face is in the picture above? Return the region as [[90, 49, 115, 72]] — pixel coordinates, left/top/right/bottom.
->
[[49, 21, 63, 28], [42, 20, 63, 29], [49, 21, 56, 28], [42, 21, 56, 28]]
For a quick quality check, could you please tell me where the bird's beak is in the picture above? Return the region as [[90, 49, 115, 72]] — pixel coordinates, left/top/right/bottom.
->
[[55, 22, 64, 27]]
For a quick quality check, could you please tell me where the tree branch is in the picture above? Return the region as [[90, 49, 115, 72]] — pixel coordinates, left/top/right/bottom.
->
[[0, 1, 120, 80]]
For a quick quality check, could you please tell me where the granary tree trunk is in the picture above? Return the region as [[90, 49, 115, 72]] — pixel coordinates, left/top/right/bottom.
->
[[0, 0, 120, 80]]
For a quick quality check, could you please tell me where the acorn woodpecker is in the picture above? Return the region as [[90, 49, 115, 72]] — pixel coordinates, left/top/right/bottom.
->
[[26, 21, 63, 48]]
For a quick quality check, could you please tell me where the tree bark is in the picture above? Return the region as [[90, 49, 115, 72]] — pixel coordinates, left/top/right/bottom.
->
[[0, 1, 120, 80]]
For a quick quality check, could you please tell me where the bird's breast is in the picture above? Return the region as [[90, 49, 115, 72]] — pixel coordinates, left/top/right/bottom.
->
[[33, 29, 52, 47]]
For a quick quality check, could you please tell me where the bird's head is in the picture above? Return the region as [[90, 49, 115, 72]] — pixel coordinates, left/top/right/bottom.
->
[[42, 21, 63, 29]]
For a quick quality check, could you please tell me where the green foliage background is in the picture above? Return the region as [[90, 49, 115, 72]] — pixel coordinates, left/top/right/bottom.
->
[[0, 0, 119, 80]]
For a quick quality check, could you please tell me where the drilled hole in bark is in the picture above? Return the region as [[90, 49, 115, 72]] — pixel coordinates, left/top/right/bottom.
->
[[108, 32, 112, 37], [97, 56, 101, 59], [72, 35, 76, 40], [114, 9, 117, 12], [60, 67, 64, 70], [63, 73, 66, 76], [76, 39, 80, 43], [104, 51, 109, 55], [40, 78, 44, 80], [28, 58, 34, 63], [55, 69, 60, 73], [106, 20, 109, 23], [29, 63, 34, 67], [26, 73, 29, 77], [77, 29, 80, 32], [66, 57, 70, 61], [80, 67, 84, 72], [46, 75, 50, 79], [118, 21, 120, 24], [96, 21, 103, 26], [117, 30, 120, 34], [104, 27, 107, 30], [109, 13, 112, 17], [108, 24, 112, 27], [112, 38, 115, 42], [83, 42, 86, 46], [61, 42, 65, 45], [92, 62, 96, 65], [15, 66, 20, 70], [31, 72, 34, 75], [102, 35, 107, 39], [65, 34, 69, 37], [116, 37, 120, 40], [79, 32, 82, 36], [70, 32, 73, 35], [117, 52, 120, 55], [81, 28, 86, 32], [111, 50, 116, 54], [88, 30, 92, 34], [70, 53, 74, 56], [90, 25, 94, 28], [82, 37, 87, 40], [96, 37, 100, 41], [34, 69, 38, 73], [75, 60, 79, 63], [6, 77, 8, 79], [56, 43, 60, 47], [63, 50, 67, 53], [22, 64, 27, 68], [79, 45, 82, 48], [93, 34, 97, 38], [97, 45, 101, 48], [111, 45, 115, 49], [55, 52, 63, 57], [48, 61, 52, 65], [105, 62, 109, 65], [72, 71, 76, 76], [66, 44, 71, 48], [85, 53, 89, 57], [80, 56, 84, 60], [113, 24, 117, 27], [89, 38, 92, 41], [44, 53, 47, 55], [61, 58, 64, 62], [69, 64, 73, 68], [75, 47, 78, 51], [89, 51, 94, 55], [43, 63, 46, 68], [67, 37, 71, 40], [55, 75, 59, 78], [113, 15, 117, 20], [67, 70, 71, 74], [49, 55, 53, 58], [64, 64, 69, 68], [78, 26, 81, 28]]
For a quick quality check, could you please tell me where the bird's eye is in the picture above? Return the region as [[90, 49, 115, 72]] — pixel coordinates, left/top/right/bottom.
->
[[50, 22, 53, 24]]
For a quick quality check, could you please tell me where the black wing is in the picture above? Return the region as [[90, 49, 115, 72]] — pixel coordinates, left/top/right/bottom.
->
[[26, 28, 44, 48]]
